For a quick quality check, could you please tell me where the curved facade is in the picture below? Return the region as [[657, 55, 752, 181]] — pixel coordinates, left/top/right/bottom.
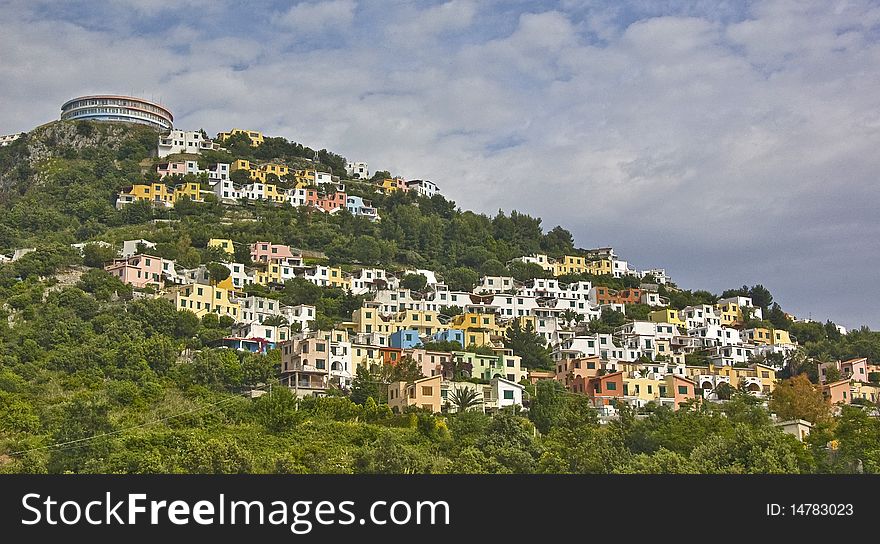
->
[[61, 95, 173, 131]]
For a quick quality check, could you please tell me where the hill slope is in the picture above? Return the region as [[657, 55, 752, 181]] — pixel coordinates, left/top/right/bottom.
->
[[0, 119, 878, 475]]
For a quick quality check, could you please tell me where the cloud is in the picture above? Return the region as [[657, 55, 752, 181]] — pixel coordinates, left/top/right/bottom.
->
[[2, 0, 880, 329], [277, 0, 357, 34]]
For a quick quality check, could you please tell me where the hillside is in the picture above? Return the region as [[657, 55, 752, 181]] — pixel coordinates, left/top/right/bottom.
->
[[0, 119, 879, 474]]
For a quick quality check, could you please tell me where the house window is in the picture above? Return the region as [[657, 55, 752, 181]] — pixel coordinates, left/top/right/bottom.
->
[[421, 386, 433, 396], [606, 382, 617, 391], [503, 390, 514, 400], [677, 385, 688, 395]]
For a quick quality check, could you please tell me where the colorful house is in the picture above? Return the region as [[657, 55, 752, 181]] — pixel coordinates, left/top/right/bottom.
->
[[649, 308, 686, 330], [553, 255, 589, 276], [217, 128, 264, 146], [388, 375, 442, 414], [823, 379, 850, 405], [390, 329, 423, 349], [104, 254, 166, 289], [208, 238, 235, 256], [452, 351, 525, 383], [378, 177, 408, 194], [167, 277, 239, 319], [250, 241, 295, 263], [587, 259, 614, 276]]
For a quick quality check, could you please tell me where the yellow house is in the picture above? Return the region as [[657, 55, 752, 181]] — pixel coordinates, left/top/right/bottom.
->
[[262, 183, 285, 203], [379, 177, 405, 193], [655, 338, 672, 358], [450, 311, 503, 347], [649, 309, 686, 330], [294, 169, 316, 185], [231, 159, 267, 182], [553, 255, 588, 276], [587, 259, 613, 276], [852, 382, 880, 404], [395, 309, 445, 336], [172, 182, 202, 202], [254, 262, 284, 286], [261, 163, 289, 178], [749, 364, 777, 393], [208, 238, 235, 255], [351, 306, 392, 335], [706, 363, 777, 395], [121, 183, 174, 205], [716, 301, 743, 326], [351, 343, 385, 373], [623, 376, 663, 403], [168, 277, 239, 319], [218, 128, 264, 146], [327, 267, 349, 289], [388, 375, 443, 414], [744, 327, 773, 346], [773, 329, 793, 345]]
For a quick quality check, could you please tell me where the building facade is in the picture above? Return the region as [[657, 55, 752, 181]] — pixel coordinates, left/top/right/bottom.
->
[[61, 95, 173, 131]]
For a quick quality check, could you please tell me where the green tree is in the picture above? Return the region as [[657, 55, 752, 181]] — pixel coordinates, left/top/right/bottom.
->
[[448, 386, 483, 413], [443, 267, 479, 291], [400, 273, 428, 293], [253, 386, 302, 433], [504, 320, 552, 369], [82, 243, 118, 268], [206, 262, 231, 283], [529, 380, 567, 434]]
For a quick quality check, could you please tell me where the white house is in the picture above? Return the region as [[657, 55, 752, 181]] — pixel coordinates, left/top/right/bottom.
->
[[212, 179, 242, 202], [0, 133, 24, 147], [157, 129, 222, 157], [477, 275, 516, 294], [121, 239, 156, 258], [349, 268, 391, 295], [345, 161, 369, 179], [404, 179, 439, 198], [491, 377, 525, 410]]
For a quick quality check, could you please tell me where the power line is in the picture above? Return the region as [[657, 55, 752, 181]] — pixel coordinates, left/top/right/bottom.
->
[[8, 383, 270, 457]]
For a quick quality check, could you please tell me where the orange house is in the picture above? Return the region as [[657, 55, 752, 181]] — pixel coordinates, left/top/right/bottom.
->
[[667, 375, 698, 410], [823, 379, 850, 405], [380, 347, 404, 366], [571, 371, 624, 406], [555, 356, 601, 388], [593, 287, 643, 305]]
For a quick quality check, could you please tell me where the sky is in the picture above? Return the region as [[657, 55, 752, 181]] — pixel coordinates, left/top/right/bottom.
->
[[1, 0, 878, 329]]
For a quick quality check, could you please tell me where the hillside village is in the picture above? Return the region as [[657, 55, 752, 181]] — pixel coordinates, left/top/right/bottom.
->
[[3, 120, 876, 423], [1, 102, 880, 474]]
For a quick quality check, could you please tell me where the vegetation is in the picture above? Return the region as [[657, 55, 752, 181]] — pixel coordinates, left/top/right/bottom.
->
[[1, 120, 879, 474]]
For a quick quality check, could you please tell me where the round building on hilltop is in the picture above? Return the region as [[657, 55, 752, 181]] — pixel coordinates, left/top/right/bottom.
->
[[60, 95, 173, 131]]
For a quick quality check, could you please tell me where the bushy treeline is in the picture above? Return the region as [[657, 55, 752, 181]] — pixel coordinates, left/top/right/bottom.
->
[[1, 279, 877, 475]]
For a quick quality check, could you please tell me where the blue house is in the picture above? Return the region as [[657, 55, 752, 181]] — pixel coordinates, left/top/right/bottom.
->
[[390, 329, 423, 349], [432, 329, 464, 347], [345, 195, 379, 221]]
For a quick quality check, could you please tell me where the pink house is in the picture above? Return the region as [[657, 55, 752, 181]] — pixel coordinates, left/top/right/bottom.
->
[[840, 358, 869, 382], [819, 358, 870, 384], [406, 348, 450, 377], [157, 160, 199, 178], [317, 190, 347, 213], [250, 241, 295, 263], [104, 254, 165, 288]]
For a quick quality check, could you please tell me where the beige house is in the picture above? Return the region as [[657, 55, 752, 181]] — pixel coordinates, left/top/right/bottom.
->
[[388, 375, 442, 414]]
